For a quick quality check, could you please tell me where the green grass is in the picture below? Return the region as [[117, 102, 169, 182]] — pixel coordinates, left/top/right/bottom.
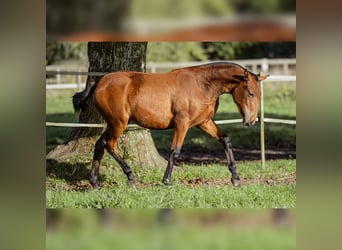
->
[[46, 209, 296, 249], [47, 226, 295, 250], [46, 157, 295, 208], [46, 82, 296, 208]]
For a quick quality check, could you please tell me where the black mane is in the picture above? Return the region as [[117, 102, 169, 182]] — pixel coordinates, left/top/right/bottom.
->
[[172, 62, 247, 72]]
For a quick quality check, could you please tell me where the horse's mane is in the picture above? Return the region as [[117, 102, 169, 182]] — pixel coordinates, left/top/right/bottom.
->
[[172, 62, 247, 72]]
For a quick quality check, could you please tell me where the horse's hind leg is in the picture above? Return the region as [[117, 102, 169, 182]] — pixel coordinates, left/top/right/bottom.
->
[[90, 133, 106, 189], [104, 124, 135, 185], [197, 120, 240, 187]]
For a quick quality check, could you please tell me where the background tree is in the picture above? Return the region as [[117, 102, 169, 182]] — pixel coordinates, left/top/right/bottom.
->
[[47, 42, 166, 168], [147, 42, 207, 62]]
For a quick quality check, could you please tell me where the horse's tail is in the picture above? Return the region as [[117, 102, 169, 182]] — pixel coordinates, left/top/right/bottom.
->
[[72, 80, 98, 113]]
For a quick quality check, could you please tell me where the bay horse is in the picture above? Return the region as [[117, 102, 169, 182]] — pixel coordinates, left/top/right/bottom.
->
[[73, 62, 268, 188]]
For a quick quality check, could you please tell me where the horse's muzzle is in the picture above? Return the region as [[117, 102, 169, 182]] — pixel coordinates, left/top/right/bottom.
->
[[243, 119, 256, 127]]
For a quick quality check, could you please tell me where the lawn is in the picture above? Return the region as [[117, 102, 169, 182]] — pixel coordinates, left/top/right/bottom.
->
[[47, 225, 295, 250], [46, 209, 296, 250]]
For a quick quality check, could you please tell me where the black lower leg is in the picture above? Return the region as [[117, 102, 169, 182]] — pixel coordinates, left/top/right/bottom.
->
[[221, 137, 240, 186], [162, 148, 180, 185], [104, 143, 135, 184], [90, 169, 100, 188]]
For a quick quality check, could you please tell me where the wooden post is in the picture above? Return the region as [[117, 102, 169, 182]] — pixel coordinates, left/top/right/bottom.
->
[[260, 78, 266, 168], [260, 61, 268, 169]]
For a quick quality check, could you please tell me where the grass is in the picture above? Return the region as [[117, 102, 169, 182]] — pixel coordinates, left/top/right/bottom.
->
[[46, 157, 295, 208], [46, 82, 296, 208], [47, 209, 296, 250], [47, 226, 295, 250]]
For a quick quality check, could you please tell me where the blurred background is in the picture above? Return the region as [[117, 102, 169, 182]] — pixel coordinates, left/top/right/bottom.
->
[[46, 0, 295, 41], [46, 208, 296, 250]]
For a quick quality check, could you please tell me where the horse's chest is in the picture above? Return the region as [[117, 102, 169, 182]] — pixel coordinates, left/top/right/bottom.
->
[[189, 103, 216, 125]]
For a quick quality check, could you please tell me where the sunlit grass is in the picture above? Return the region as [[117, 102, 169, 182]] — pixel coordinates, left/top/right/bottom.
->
[[47, 224, 295, 250], [46, 158, 296, 208]]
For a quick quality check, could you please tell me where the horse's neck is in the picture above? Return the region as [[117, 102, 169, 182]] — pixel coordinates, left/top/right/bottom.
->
[[220, 81, 239, 95], [205, 76, 239, 96], [204, 67, 241, 95]]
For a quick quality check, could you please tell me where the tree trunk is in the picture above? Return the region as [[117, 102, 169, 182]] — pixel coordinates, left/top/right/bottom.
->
[[47, 42, 166, 168]]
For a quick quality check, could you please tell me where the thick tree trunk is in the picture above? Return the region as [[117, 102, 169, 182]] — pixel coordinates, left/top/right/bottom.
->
[[47, 42, 166, 168]]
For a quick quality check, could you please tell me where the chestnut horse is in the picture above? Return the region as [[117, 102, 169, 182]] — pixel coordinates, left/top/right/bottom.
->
[[73, 62, 268, 188]]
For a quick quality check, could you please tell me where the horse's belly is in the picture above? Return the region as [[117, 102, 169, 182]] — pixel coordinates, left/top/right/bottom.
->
[[131, 106, 173, 129], [129, 84, 175, 129]]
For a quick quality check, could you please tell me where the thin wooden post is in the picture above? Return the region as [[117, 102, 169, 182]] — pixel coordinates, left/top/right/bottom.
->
[[260, 78, 266, 168]]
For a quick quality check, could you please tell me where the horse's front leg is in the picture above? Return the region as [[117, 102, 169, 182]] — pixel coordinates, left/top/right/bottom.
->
[[221, 136, 240, 186], [197, 119, 240, 187], [162, 121, 189, 185]]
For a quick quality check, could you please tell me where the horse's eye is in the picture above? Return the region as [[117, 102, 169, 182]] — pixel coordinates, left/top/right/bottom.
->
[[248, 92, 254, 97]]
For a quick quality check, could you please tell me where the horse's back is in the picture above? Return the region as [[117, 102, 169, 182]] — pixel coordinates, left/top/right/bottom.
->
[[94, 71, 177, 129]]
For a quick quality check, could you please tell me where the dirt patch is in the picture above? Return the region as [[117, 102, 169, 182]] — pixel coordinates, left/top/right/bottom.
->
[[177, 172, 296, 188], [53, 172, 296, 191]]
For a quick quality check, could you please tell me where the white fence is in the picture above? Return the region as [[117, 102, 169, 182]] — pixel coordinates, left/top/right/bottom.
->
[[46, 59, 296, 166]]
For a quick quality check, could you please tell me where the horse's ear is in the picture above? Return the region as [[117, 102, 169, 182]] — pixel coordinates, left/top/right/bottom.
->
[[244, 69, 248, 79], [257, 73, 269, 81]]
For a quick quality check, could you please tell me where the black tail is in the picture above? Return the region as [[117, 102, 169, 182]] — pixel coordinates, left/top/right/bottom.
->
[[72, 81, 98, 112]]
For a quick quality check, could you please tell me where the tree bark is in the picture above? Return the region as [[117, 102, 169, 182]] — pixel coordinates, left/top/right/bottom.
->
[[47, 42, 166, 168]]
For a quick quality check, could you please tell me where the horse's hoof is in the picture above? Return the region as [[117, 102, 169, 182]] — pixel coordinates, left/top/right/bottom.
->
[[91, 183, 101, 190], [231, 178, 241, 187], [162, 179, 172, 186], [127, 180, 135, 187]]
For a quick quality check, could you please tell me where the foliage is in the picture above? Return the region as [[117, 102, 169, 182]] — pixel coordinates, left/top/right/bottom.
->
[[238, 42, 296, 59], [129, 0, 295, 18], [202, 42, 253, 60], [147, 42, 208, 62], [130, 0, 234, 18], [46, 42, 87, 65], [203, 42, 295, 60]]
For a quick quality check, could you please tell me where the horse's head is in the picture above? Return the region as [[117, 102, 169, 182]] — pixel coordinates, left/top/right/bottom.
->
[[232, 69, 269, 126]]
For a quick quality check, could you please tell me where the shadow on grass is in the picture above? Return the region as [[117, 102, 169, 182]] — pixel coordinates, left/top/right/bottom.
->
[[46, 159, 104, 189]]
